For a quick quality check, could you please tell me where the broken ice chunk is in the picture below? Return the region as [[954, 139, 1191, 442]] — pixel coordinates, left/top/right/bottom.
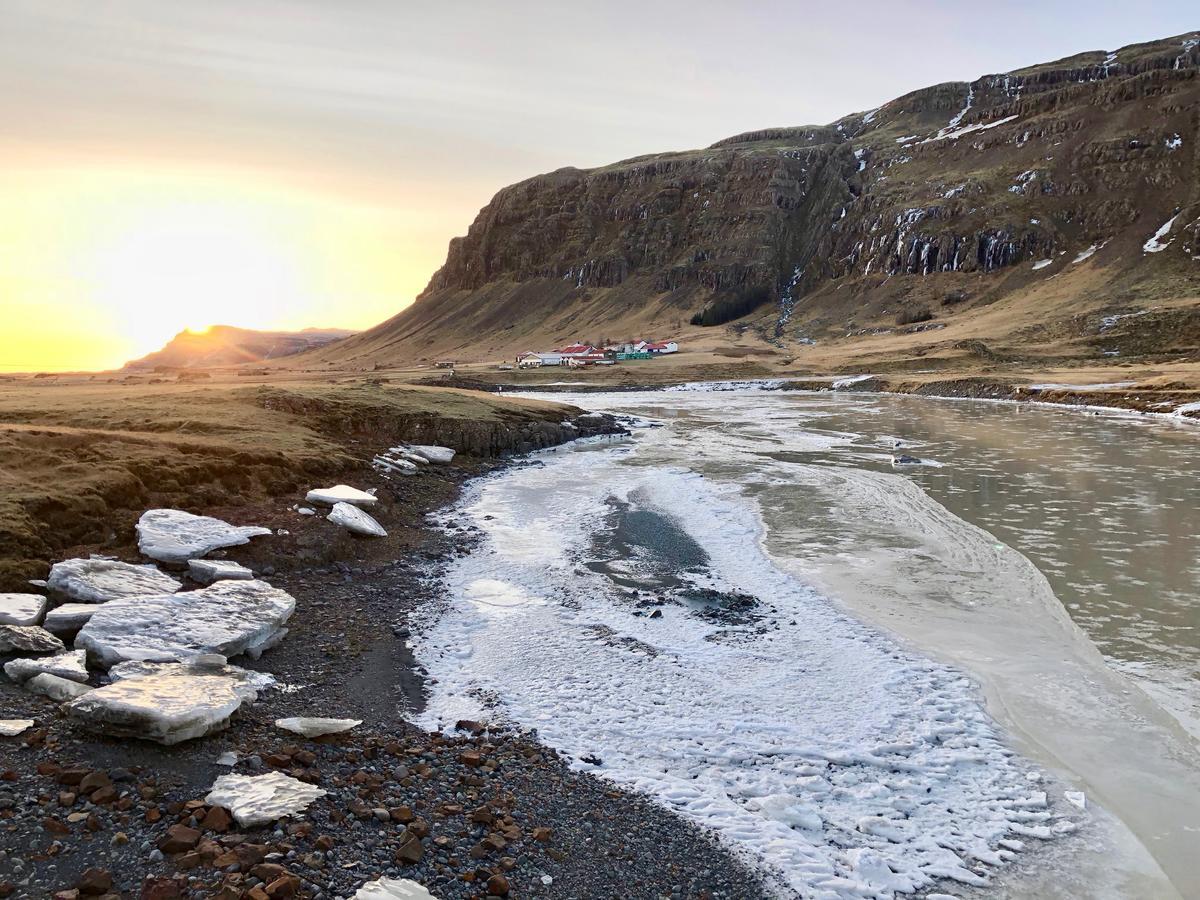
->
[[1064, 790, 1086, 809], [275, 716, 362, 738], [47, 558, 182, 603], [43, 603, 104, 633], [4, 649, 89, 683], [328, 502, 387, 538], [137, 509, 271, 564], [0, 719, 34, 737], [25, 672, 93, 702], [187, 559, 255, 584], [109, 655, 275, 701], [66, 673, 247, 745], [215, 751, 238, 766], [406, 445, 455, 464], [75, 580, 295, 668], [305, 485, 378, 508], [0, 593, 48, 626], [352, 878, 438, 899], [205, 771, 327, 826], [0, 625, 64, 654]]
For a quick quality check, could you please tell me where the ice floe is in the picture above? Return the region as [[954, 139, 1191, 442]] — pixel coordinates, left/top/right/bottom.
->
[[43, 603, 102, 633], [137, 510, 271, 564], [0, 720, 34, 737], [352, 878, 437, 899], [414, 446, 1072, 898], [109, 655, 275, 700], [0, 593, 47, 626], [4, 649, 89, 683], [275, 716, 361, 737], [328, 502, 387, 537], [0, 625, 64, 654], [25, 673, 92, 702], [305, 484, 378, 507], [406, 445, 455, 464], [187, 559, 255, 584], [66, 673, 249, 744], [75, 580, 295, 667], [205, 771, 327, 826], [47, 557, 182, 602]]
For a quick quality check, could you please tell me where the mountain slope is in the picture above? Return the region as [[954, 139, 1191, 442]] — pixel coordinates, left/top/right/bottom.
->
[[315, 32, 1200, 368], [125, 325, 354, 370]]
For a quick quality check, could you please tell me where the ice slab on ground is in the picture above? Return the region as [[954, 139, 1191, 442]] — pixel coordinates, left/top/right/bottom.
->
[[109, 655, 275, 700], [328, 502, 387, 537], [75, 580, 295, 667], [4, 649, 89, 683], [47, 557, 182, 603], [352, 878, 437, 899], [0, 593, 48, 626], [205, 771, 327, 826], [0, 720, 34, 736], [137, 509, 272, 564], [0, 625, 64, 654], [407, 445, 455, 464], [26, 672, 93, 702], [305, 484, 378, 507], [275, 716, 361, 737], [66, 673, 247, 744], [188, 559, 255, 584], [43, 603, 102, 633]]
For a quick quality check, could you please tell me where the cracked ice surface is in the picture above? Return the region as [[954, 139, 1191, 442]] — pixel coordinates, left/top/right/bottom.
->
[[414, 451, 1065, 899], [328, 502, 387, 537], [4, 649, 89, 683], [137, 509, 271, 564], [205, 771, 327, 826], [75, 580, 295, 667], [0, 593, 48, 626], [66, 673, 247, 744], [47, 557, 182, 603]]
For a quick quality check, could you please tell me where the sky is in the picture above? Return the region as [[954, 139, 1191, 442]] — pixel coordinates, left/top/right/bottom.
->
[[2, 1, 1196, 371]]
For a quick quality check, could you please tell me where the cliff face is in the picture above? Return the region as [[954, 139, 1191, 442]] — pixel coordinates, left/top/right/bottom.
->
[[321, 32, 1200, 364]]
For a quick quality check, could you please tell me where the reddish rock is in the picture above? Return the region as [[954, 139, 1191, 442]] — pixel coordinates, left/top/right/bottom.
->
[[265, 875, 300, 898], [43, 817, 70, 834], [532, 826, 552, 842], [58, 791, 77, 806], [157, 824, 201, 854], [201, 806, 233, 832], [470, 805, 495, 824], [76, 869, 112, 895], [395, 833, 424, 864], [138, 878, 182, 900], [90, 786, 117, 805], [314, 834, 335, 851], [486, 874, 511, 897], [389, 805, 415, 824], [57, 768, 88, 786], [459, 751, 483, 767], [174, 851, 201, 870], [250, 864, 286, 882], [78, 772, 111, 794]]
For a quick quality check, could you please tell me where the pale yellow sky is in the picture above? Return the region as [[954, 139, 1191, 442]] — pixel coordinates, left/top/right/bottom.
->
[[1, 1, 1194, 371]]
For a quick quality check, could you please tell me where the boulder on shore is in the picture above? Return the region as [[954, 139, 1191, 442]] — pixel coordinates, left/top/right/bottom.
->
[[75, 580, 295, 668], [66, 673, 248, 745], [137, 509, 271, 564], [0, 593, 48, 626], [46, 557, 182, 603], [205, 771, 327, 826], [328, 502, 387, 538]]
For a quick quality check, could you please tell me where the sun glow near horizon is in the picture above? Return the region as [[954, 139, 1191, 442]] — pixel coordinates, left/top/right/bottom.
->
[[0, 165, 435, 372]]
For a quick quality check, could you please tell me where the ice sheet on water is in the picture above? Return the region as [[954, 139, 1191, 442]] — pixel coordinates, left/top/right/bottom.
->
[[413, 448, 1066, 898], [137, 510, 271, 564], [75, 580, 295, 667], [47, 557, 182, 602]]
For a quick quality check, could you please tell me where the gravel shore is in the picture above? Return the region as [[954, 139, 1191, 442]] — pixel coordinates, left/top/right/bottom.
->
[[0, 426, 771, 900]]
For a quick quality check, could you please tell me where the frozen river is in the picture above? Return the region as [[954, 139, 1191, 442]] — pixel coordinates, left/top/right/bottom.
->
[[411, 389, 1200, 899]]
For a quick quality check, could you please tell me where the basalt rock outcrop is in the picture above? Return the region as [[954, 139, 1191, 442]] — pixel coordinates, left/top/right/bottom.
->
[[316, 32, 1200, 364]]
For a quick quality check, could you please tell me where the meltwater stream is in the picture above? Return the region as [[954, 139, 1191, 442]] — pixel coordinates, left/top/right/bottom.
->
[[412, 390, 1200, 899]]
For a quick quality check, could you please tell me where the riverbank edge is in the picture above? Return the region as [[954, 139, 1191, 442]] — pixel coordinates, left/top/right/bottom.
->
[[0, 410, 775, 900]]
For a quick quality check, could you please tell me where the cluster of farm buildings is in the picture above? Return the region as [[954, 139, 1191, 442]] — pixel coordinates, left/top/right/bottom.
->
[[515, 339, 679, 368]]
